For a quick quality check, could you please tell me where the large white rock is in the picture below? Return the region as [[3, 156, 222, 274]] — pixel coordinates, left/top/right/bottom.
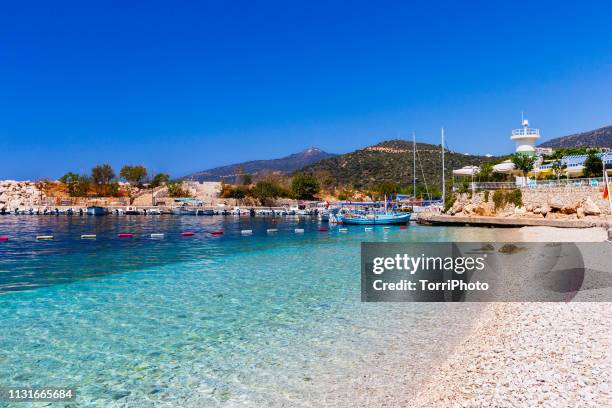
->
[[582, 197, 601, 216]]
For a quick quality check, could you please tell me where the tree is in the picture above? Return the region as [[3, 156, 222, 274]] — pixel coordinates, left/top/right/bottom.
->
[[59, 172, 80, 195], [150, 173, 170, 188], [583, 152, 603, 178], [291, 173, 320, 200], [477, 162, 494, 181], [91, 164, 115, 186], [72, 175, 91, 197], [551, 159, 567, 182], [167, 181, 191, 197], [34, 179, 52, 203], [511, 154, 536, 183], [120, 165, 148, 186], [251, 180, 282, 204], [242, 173, 252, 185]]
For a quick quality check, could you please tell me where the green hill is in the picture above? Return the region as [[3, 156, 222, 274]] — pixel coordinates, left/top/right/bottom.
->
[[301, 140, 500, 191]]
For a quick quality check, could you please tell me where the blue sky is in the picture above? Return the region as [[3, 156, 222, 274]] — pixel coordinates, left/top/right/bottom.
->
[[1, 1, 611, 180]]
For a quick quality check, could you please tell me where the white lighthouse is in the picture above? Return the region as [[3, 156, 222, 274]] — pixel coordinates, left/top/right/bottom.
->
[[510, 118, 540, 156]]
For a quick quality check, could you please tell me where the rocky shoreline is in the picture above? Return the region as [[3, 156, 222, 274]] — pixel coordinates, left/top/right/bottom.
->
[[447, 189, 608, 221], [0, 180, 42, 210]]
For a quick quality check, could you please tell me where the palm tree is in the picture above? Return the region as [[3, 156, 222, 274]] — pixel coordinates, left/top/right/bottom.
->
[[551, 159, 567, 184]]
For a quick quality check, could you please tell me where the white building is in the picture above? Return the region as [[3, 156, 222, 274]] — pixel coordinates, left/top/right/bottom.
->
[[511, 119, 540, 156]]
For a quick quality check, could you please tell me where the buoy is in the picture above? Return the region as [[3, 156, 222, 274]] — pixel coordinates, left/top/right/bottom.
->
[[241, 229, 253, 235], [294, 228, 304, 233], [81, 234, 96, 239], [364, 227, 373, 231], [181, 232, 195, 236], [118, 233, 133, 238], [318, 227, 328, 232], [339, 228, 348, 232], [400, 225, 407, 230], [0, 236, 9, 242], [272, 219, 277, 224], [267, 228, 278, 233], [210, 231, 224, 236], [36, 235, 54, 240], [383, 226, 391, 230], [150, 233, 165, 239]]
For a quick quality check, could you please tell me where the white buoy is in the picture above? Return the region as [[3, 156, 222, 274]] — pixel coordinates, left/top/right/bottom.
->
[[81, 234, 96, 239], [383, 226, 391, 230], [241, 229, 253, 235], [36, 235, 54, 240], [267, 228, 278, 233], [294, 228, 304, 233], [150, 233, 164, 239], [364, 227, 373, 231], [339, 228, 348, 233]]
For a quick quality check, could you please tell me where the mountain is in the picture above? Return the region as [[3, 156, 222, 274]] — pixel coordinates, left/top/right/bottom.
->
[[538, 125, 612, 149], [185, 147, 336, 181], [301, 140, 499, 191]]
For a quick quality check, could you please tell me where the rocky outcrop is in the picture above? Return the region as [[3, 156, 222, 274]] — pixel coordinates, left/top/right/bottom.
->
[[445, 187, 610, 220], [0, 181, 42, 211]]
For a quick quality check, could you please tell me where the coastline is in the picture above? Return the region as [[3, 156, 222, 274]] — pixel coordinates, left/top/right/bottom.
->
[[411, 226, 611, 407]]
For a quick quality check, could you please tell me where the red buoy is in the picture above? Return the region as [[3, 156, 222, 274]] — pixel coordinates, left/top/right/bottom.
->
[[400, 225, 407, 229], [318, 227, 328, 232], [181, 232, 195, 236], [118, 233, 134, 238], [0, 236, 8, 242], [210, 231, 223, 236]]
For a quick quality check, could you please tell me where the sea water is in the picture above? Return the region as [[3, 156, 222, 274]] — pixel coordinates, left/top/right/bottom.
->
[[0, 216, 492, 407]]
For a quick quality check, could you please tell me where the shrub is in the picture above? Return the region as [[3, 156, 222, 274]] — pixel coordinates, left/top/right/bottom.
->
[[167, 182, 192, 197], [444, 193, 456, 213], [492, 190, 506, 209], [483, 190, 490, 203], [492, 189, 522, 210], [506, 189, 523, 207]]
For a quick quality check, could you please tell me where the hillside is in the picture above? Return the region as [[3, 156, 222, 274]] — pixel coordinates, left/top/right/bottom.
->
[[538, 125, 612, 149], [185, 147, 335, 181], [301, 140, 499, 190]]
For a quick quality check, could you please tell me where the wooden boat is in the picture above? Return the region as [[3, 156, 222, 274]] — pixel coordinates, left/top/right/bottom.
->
[[337, 212, 411, 225]]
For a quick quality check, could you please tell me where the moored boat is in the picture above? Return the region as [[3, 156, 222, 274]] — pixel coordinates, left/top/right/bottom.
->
[[337, 212, 411, 225], [86, 206, 107, 216], [124, 206, 141, 215]]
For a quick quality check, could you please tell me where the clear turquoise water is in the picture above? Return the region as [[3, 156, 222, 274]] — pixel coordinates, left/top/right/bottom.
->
[[0, 215, 488, 407]]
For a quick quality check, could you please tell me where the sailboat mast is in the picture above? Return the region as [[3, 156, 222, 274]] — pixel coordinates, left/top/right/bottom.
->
[[413, 132, 416, 199], [441, 128, 446, 206]]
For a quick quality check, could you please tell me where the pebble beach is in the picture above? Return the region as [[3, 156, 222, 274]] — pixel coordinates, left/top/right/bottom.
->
[[411, 226, 611, 407]]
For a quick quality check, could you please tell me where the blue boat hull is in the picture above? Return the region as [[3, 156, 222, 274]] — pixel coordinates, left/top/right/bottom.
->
[[338, 213, 411, 225], [86, 206, 107, 216]]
